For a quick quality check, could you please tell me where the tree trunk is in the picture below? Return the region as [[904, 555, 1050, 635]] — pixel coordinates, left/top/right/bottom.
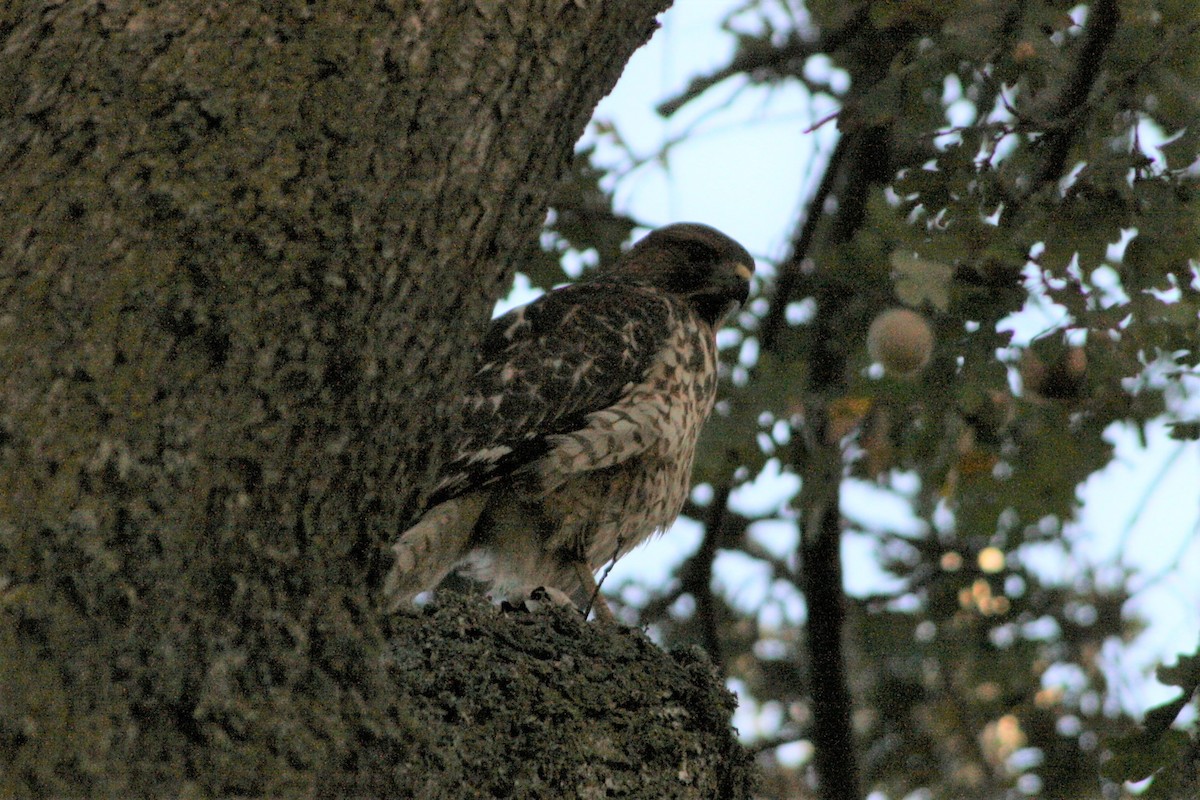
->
[[0, 2, 758, 796]]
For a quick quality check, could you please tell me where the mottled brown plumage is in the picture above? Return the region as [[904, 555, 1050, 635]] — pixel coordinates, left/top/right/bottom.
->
[[385, 223, 754, 617]]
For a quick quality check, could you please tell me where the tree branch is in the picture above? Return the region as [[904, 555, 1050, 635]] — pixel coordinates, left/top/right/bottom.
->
[[1033, 0, 1122, 186], [794, 402, 860, 800], [681, 482, 733, 674], [748, 726, 813, 756], [758, 135, 848, 354], [657, 32, 820, 117], [682, 497, 751, 548], [655, 7, 870, 117]]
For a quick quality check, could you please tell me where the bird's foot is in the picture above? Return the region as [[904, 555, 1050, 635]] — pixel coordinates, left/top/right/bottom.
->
[[500, 585, 576, 614]]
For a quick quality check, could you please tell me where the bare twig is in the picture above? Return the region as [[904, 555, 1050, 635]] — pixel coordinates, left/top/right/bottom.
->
[[749, 727, 812, 756], [758, 134, 848, 354], [656, 7, 871, 117], [586, 534, 625, 617], [657, 33, 822, 117], [802, 109, 841, 135]]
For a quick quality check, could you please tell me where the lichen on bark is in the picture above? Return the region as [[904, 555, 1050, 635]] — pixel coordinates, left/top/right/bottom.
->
[[385, 594, 757, 800]]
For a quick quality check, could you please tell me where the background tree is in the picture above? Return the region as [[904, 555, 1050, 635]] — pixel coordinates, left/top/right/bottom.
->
[[533, 1, 1200, 798], [0, 2, 762, 797]]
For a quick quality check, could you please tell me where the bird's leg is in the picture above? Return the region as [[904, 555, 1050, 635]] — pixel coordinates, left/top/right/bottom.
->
[[574, 561, 615, 623], [384, 491, 488, 611]]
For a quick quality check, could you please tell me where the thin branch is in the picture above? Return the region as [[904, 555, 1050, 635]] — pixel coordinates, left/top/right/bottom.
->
[[749, 726, 812, 756], [758, 135, 848, 354], [635, 581, 686, 622], [1116, 441, 1188, 565], [587, 534, 625, 617], [741, 539, 798, 585], [803, 109, 841, 134], [682, 482, 733, 674], [682, 497, 751, 548], [657, 33, 820, 117], [656, 7, 871, 117]]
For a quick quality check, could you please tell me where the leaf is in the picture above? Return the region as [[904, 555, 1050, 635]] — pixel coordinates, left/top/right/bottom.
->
[[840, 70, 904, 131], [891, 250, 953, 311], [1101, 649, 1200, 787], [894, 167, 951, 213], [1142, 694, 1191, 738], [1145, 650, 1200, 735], [1102, 729, 1191, 783], [1156, 650, 1200, 690], [544, 146, 638, 270], [1040, 186, 1132, 272], [1168, 422, 1200, 441], [828, 396, 873, 442], [1159, 126, 1200, 172]]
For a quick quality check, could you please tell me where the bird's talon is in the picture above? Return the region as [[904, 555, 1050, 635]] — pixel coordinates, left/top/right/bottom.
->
[[502, 585, 575, 613]]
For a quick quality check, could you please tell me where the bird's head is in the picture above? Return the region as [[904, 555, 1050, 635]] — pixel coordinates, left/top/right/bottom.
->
[[604, 223, 754, 328]]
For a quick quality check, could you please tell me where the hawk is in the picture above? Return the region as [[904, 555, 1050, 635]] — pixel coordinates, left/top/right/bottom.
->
[[384, 223, 754, 619]]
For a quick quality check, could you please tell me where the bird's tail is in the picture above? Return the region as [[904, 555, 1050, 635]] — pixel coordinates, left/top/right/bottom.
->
[[383, 490, 489, 611]]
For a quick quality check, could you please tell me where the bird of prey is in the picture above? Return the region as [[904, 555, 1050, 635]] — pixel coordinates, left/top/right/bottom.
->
[[384, 223, 754, 619]]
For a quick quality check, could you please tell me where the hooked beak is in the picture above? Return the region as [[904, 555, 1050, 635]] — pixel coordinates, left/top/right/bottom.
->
[[731, 262, 753, 306], [689, 260, 753, 327]]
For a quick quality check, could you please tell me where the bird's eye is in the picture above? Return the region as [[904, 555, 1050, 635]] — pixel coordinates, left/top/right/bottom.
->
[[678, 240, 719, 265]]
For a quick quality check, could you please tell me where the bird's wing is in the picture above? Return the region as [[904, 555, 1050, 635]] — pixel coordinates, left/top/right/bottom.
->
[[427, 281, 677, 505]]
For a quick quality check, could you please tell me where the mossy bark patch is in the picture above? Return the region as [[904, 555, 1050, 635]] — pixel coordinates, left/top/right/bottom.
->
[[386, 594, 758, 799]]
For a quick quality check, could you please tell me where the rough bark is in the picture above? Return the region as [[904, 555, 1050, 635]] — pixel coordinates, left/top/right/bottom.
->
[[0, 2, 758, 796], [387, 594, 756, 800]]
